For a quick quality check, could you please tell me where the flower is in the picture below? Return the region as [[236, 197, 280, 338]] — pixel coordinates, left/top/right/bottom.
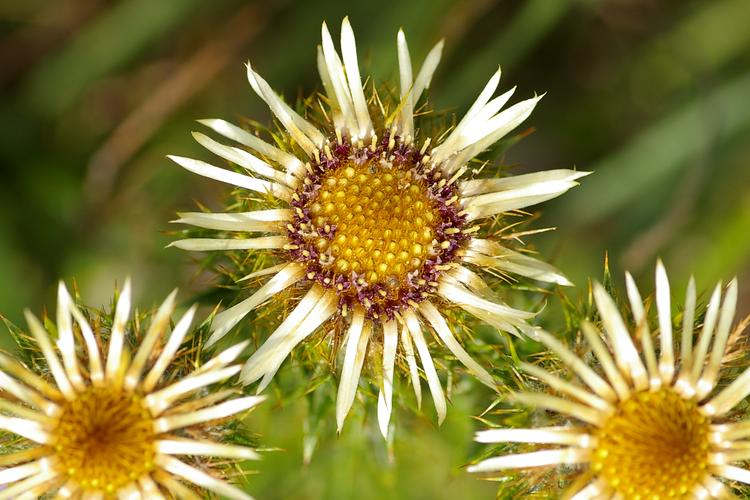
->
[[470, 261, 750, 499], [0, 281, 262, 499], [170, 17, 585, 437]]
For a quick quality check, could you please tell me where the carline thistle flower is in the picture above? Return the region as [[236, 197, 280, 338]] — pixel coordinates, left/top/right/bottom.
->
[[470, 262, 750, 499], [169, 17, 586, 437], [0, 281, 262, 499]]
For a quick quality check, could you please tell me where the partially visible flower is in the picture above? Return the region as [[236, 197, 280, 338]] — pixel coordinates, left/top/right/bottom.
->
[[170, 17, 585, 437], [470, 262, 750, 498], [0, 281, 262, 499]]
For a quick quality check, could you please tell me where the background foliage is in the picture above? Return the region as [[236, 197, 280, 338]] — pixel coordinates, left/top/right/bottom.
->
[[1, 0, 749, 498]]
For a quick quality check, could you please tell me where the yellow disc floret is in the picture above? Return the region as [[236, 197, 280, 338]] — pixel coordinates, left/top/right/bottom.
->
[[306, 161, 440, 288], [592, 388, 711, 499], [53, 387, 155, 494]]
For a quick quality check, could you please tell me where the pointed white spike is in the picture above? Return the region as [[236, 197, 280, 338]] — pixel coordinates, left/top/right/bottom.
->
[[702, 362, 750, 417], [471, 86, 516, 125], [467, 448, 589, 473], [411, 39, 444, 104], [400, 322, 422, 408], [377, 320, 398, 439], [317, 45, 345, 131], [253, 291, 338, 393], [624, 272, 660, 388], [156, 439, 260, 460], [173, 209, 290, 233], [0, 352, 61, 405], [419, 301, 496, 389], [655, 261, 675, 384], [192, 131, 292, 186], [336, 310, 369, 432], [463, 94, 541, 151], [340, 17, 373, 138], [460, 169, 591, 198], [474, 427, 593, 447], [146, 365, 242, 415], [714, 464, 750, 485], [320, 21, 358, 137], [0, 371, 56, 415], [239, 287, 337, 388], [433, 68, 501, 163], [246, 63, 325, 154], [0, 415, 52, 444], [0, 459, 45, 485], [0, 459, 56, 500], [168, 236, 287, 252], [142, 305, 196, 392], [579, 321, 630, 400], [464, 238, 573, 286], [593, 282, 648, 391], [396, 29, 414, 140], [168, 154, 289, 199], [678, 277, 697, 382], [194, 340, 250, 376], [520, 362, 612, 413], [442, 94, 543, 176], [56, 282, 85, 391], [697, 278, 738, 398], [238, 285, 324, 385], [105, 278, 132, 386], [24, 310, 75, 400], [62, 289, 104, 386], [533, 329, 617, 402], [463, 177, 582, 220], [404, 310, 446, 424], [154, 396, 265, 434], [197, 118, 304, 177], [690, 283, 722, 386], [209, 263, 306, 346], [512, 393, 604, 425], [125, 289, 177, 390]]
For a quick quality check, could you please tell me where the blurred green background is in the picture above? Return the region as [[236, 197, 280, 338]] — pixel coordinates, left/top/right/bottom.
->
[[1, 0, 750, 498]]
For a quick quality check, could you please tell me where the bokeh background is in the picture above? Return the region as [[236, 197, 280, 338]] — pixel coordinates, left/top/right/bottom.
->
[[1, 0, 750, 498]]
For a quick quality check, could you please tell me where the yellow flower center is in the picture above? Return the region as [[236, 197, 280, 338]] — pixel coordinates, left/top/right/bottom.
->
[[53, 387, 155, 494], [307, 161, 440, 287], [592, 388, 711, 499]]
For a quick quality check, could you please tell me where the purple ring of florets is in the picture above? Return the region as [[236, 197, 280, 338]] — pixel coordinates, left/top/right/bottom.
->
[[287, 135, 468, 320]]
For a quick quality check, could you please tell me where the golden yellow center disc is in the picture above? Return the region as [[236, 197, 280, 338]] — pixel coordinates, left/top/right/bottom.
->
[[54, 387, 155, 493], [306, 161, 440, 288], [592, 388, 710, 499]]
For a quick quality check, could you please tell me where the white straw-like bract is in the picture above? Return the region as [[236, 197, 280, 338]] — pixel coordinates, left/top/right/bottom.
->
[[171, 17, 586, 438], [0, 281, 262, 499], [471, 262, 749, 499]]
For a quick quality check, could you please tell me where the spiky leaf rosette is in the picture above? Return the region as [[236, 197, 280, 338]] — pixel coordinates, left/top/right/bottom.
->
[[471, 261, 750, 499], [0, 280, 263, 499], [169, 17, 586, 439]]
